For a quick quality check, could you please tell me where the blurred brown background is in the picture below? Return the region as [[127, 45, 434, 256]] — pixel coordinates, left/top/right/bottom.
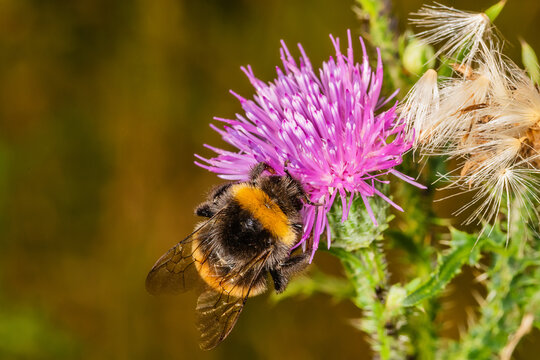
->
[[0, 0, 539, 359]]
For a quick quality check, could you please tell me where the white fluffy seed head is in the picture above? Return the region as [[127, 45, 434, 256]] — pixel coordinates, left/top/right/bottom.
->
[[476, 46, 513, 100], [407, 4, 540, 228], [457, 136, 524, 185]]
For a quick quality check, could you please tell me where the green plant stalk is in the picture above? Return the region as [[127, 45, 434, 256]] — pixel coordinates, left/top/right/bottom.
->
[[330, 245, 405, 360], [351, 1, 442, 353], [390, 155, 447, 360], [355, 0, 407, 90], [315, 187, 406, 358], [327, 190, 407, 360]]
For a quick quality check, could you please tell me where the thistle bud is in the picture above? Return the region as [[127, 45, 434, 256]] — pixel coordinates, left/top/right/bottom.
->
[[402, 38, 435, 76]]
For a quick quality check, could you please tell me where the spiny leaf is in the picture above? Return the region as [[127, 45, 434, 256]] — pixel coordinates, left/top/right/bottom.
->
[[439, 224, 540, 359], [403, 229, 484, 307]]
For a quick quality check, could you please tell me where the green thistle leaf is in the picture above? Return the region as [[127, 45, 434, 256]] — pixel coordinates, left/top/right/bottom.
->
[[440, 224, 540, 359], [403, 229, 484, 307]]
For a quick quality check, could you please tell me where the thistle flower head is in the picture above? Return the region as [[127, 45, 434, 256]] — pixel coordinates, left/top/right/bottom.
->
[[196, 31, 423, 260]]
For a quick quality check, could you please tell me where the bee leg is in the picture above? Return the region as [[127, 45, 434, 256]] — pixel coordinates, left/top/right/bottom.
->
[[269, 269, 288, 293], [249, 162, 274, 180], [270, 252, 310, 293], [290, 178, 323, 207], [282, 161, 324, 207], [291, 179, 324, 207], [195, 202, 214, 218], [210, 182, 231, 199], [196, 183, 232, 218], [301, 195, 324, 207]]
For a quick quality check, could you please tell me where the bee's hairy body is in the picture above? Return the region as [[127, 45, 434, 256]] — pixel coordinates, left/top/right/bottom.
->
[[193, 165, 308, 297], [146, 162, 311, 350]]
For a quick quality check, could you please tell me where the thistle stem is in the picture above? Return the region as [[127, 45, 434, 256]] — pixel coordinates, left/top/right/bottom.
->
[[330, 243, 404, 360], [355, 0, 406, 90]]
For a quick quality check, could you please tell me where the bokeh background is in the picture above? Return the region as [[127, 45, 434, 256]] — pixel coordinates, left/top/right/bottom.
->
[[1, 0, 539, 359]]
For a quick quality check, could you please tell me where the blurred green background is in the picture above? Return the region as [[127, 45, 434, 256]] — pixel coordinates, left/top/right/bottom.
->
[[0, 0, 539, 359]]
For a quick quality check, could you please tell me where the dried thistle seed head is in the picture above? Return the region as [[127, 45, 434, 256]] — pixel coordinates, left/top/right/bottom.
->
[[457, 136, 524, 181], [523, 128, 540, 168], [476, 46, 514, 100], [452, 63, 476, 80], [474, 76, 540, 143], [406, 3, 540, 228]]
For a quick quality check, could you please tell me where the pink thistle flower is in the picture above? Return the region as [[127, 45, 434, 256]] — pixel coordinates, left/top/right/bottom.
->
[[196, 30, 424, 260]]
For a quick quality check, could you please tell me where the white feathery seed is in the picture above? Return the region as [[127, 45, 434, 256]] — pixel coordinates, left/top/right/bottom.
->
[[462, 165, 540, 226], [400, 69, 440, 146], [410, 3, 495, 65], [420, 73, 491, 153], [488, 77, 540, 132]]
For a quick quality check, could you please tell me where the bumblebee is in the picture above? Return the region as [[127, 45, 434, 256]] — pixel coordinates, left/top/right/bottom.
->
[[146, 162, 312, 350]]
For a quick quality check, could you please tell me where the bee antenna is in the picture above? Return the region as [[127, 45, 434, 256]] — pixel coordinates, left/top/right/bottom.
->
[[282, 160, 298, 179], [303, 196, 324, 207]]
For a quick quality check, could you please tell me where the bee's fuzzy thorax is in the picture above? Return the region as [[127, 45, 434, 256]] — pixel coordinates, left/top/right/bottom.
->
[[231, 184, 296, 247]]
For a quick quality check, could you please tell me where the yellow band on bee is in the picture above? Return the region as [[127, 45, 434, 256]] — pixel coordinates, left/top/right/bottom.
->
[[192, 235, 266, 298], [231, 184, 295, 247]]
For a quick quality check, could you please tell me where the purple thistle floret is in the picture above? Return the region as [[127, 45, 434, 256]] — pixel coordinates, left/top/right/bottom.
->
[[196, 30, 424, 260]]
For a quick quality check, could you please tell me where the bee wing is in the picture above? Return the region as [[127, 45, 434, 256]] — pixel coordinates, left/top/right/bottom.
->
[[145, 239, 199, 295], [196, 249, 272, 350], [146, 213, 222, 295], [196, 289, 245, 350]]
